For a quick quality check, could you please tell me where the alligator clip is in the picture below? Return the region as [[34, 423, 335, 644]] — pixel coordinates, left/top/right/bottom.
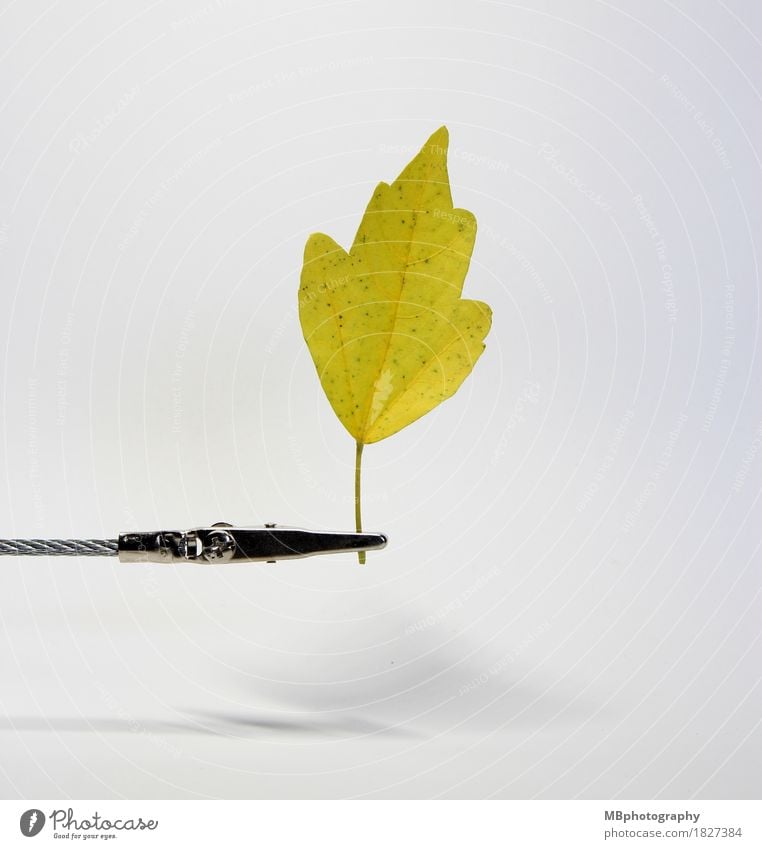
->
[[116, 523, 388, 564]]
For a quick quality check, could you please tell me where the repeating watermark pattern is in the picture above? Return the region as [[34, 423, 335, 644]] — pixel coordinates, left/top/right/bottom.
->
[[122, 504, 137, 533], [298, 275, 356, 308], [118, 137, 222, 251], [458, 621, 553, 696], [170, 0, 236, 29], [405, 565, 501, 635], [229, 57, 374, 102], [621, 412, 688, 533], [431, 208, 475, 231], [432, 210, 554, 305], [492, 380, 542, 464], [702, 282, 735, 432], [171, 309, 196, 435], [577, 409, 635, 512], [264, 306, 295, 357], [95, 682, 183, 759], [288, 430, 329, 500], [660, 73, 732, 170], [731, 418, 762, 494], [266, 274, 354, 357], [69, 87, 139, 154], [138, 562, 161, 599], [633, 193, 678, 323], [27, 378, 45, 531], [537, 143, 612, 212], [287, 430, 388, 505], [380, 141, 510, 173], [498, 235, 555, 305], [55, 312, 75, 429]]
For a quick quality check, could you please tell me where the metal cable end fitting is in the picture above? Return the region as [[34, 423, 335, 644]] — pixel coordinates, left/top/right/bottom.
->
[[116, 523, 388, 564]]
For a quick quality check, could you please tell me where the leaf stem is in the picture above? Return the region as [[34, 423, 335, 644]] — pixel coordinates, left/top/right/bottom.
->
[[354, 441, 365, 565]]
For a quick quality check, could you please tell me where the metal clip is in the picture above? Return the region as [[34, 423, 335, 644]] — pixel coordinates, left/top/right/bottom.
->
[[117, 523, 387, 564]]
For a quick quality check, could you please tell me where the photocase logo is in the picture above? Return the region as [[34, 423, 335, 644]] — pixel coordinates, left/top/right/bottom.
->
[[20, 809, 46, 837], [370, 368, 394, 420]]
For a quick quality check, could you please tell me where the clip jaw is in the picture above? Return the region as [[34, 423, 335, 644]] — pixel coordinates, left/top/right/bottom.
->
[[117, 523, 387, 564]]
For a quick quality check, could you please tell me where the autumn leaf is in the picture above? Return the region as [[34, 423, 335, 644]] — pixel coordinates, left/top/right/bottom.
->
[[299, 126, 492, 561]]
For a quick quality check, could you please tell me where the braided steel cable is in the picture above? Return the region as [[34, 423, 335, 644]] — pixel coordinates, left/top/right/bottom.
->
[[0, 538, 118, 557]]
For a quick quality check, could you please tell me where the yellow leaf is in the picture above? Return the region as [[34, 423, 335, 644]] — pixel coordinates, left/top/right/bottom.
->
[[298, 126, 492, 558]]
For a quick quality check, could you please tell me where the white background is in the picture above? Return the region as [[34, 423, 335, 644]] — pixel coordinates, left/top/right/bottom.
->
[[2, 800, 760, 848], [0, 0, 760, 799]]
